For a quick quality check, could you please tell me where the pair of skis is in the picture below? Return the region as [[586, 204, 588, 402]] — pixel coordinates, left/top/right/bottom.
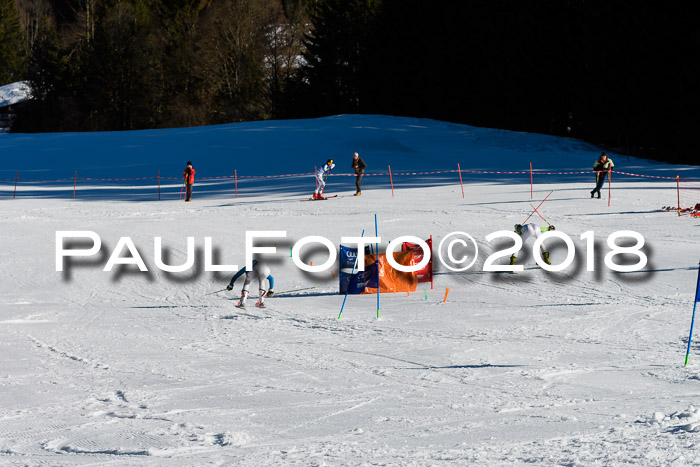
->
[[661, 206, 698, 213], [233, 284, 320, 309], [305, 171, 337, 201], [236, 302, 265, 309], [301, 195, 338, 202], [203, 285, 319, 298]]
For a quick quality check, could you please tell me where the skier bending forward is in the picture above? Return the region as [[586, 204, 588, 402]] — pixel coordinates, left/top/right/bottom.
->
[[226, 260, 275, 306], [510, 223, 556, 267], [313, 159, 335, 200]]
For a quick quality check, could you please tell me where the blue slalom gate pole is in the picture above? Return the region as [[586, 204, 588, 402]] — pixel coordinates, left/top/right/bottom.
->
[[375, 214, 380, 319], [338, 230, 365, 319], [684, 261, 700, 366]]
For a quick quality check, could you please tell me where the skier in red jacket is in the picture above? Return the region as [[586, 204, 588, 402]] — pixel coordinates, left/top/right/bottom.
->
[[183, 161, 195, 201]]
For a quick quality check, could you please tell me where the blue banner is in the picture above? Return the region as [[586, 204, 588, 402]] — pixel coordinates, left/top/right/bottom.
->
[[339, 245, 376, 294]]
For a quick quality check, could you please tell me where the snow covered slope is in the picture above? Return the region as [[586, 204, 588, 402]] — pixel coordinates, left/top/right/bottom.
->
[[0, 81, 30, 108], [2, 115, 698, 201], [1, 116, 700, 465]]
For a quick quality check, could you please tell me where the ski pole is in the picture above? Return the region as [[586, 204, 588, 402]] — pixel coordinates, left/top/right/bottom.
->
[[339, 229, 365, 319], [273, 285, 320, 296], [529, 203, 551, 226], [522, 190, 554, 224], [321, 172, 329, 195], [202, 288, 228, 297], [179, 181, 185, 201]]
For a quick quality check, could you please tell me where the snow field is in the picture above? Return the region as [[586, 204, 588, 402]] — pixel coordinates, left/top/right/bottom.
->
[[1, 176, 700, 465]]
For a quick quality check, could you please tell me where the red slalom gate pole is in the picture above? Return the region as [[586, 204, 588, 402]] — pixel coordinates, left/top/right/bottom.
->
[[677, 175, 681, 217], [235, 169, 238, 199], [389, 165, 394, 197], [608, 167, 612, 207], [13, 171, 18, 199], [73, 170, 77, 199], [530, 162, 533, 199], [521, 189, 554, 224], [430, 234, 434, 290], [314, 166, 317, 192], [457, 163, 464, 198], [158, 170, 161, 200]]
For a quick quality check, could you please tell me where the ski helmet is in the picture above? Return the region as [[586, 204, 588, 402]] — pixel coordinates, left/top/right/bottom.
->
[[327, 159, 333, 165], [514, 224, 522, 234]]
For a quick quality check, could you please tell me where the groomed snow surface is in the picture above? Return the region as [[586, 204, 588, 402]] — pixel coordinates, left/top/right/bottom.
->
[[1, 115, 700, 465]]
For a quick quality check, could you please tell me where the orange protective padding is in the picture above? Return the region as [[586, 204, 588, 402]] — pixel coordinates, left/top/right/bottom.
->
[[402, 239, 433, 283], [361, 251, 417, 294]]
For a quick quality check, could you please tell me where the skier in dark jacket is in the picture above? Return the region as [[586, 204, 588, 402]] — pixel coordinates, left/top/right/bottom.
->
[[183, 161, 195, 202], [351, 152, 366, 196], [590, 152, 614, 199]]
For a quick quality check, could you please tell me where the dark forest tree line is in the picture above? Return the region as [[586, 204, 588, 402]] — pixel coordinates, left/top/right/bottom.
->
[[0, 0, 698, 164], [2, 0, 308, 130]]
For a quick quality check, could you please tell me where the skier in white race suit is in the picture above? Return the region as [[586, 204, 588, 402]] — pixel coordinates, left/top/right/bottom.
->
[[226, 260, 274, 306], [313, 159, 335, 200], [510, 223, 555, 267]]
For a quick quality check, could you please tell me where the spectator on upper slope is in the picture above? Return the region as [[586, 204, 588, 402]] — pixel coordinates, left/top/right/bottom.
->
[[591, 152, 614, 199], [183, 161, 195, 202], [351, 152, 367, 196]]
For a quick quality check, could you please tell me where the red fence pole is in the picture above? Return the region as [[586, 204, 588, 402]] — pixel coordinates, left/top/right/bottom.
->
[[388, 165, 394, 197], [235, 169, 238, 199], [430, 234, 434, 290], [158, 170, 161, 200], [73, 171, 77, 199], [457, 163, 464, 198], [607, 167, 611, 207], [677, 174, 681, 217], [530, 162, 533, 199], [13, 171, 18, 199]]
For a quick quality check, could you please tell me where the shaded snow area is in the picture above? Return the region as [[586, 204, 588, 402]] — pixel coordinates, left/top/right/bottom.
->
[[1, 115, 700, 465]]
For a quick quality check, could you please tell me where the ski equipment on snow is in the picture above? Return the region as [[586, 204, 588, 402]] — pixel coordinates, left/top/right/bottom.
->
[[202, 288, 228, 297], [301, 195, 338, 202], [273, 285, 320, 296]]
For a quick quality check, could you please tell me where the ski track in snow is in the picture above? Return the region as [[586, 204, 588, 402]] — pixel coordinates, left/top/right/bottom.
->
[[2, 117, 700, 465]]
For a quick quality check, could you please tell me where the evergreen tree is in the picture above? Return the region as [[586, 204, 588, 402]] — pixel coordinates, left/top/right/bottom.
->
[[0, 0, 26, 84], [301, 0, 381, 116], [81, 1, 163, 130], [198, 0, 276, 123]]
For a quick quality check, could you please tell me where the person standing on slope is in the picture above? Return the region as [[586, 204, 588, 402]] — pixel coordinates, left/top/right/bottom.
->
[[226, 259, 275, 307], [351, 152, 366, 196], [590, 152, 614, 199], [313, 159, 335, 200], [183, 161, 195, 202], [509, 223, 555, 267]]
